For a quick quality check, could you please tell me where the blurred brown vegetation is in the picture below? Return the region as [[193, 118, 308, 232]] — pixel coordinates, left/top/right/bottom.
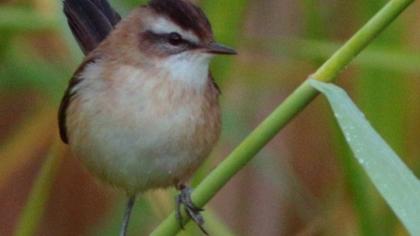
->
[[1, 0, 420, 235]]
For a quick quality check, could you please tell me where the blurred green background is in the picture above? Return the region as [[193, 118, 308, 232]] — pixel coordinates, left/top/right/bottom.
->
[[1, 0, 420, 235]]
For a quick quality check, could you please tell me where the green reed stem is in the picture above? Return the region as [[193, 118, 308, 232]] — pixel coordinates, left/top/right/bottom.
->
[[150, 0, 415, 235], [14, 143, 62, 236]]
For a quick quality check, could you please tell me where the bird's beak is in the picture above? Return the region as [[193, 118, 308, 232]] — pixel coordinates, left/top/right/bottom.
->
[[205, 42, 237, 55]]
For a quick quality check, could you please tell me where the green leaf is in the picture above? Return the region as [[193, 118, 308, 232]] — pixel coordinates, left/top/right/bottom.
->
[[309, 79, 420, 235], [150, 0, 416, 234]]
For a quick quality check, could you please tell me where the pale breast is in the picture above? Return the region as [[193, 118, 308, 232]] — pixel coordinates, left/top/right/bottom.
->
[[66, 63, 221, 194]]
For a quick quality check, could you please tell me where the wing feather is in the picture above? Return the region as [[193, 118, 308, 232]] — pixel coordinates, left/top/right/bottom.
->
[[60, 0, 119, 143], [58, 57, 97, 143]]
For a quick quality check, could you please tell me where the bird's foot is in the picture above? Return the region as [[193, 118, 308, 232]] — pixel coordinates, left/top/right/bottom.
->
[[176, 185, 208, 235]]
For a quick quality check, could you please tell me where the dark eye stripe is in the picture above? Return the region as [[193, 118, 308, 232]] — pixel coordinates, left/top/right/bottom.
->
[[144, 30, 197, 48]]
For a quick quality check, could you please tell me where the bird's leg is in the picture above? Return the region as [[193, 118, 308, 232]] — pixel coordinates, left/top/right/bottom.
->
[[119, 195, 136, 236], [175, 184, 208, 235]]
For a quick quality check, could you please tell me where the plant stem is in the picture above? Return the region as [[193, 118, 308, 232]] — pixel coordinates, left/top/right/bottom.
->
[[150, 0, 415, 235], [14, 142, 63, 236]]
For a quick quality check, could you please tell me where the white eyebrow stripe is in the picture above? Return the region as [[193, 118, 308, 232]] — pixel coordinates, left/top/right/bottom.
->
[[149, 17, 200, 43]]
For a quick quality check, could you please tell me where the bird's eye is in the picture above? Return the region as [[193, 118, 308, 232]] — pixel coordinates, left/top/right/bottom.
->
[[168, 32, 183, 46]]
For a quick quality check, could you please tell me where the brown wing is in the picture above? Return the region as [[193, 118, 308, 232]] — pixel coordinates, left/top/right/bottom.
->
[[58, 57, 97, 143], [61, 0, 119, 143]]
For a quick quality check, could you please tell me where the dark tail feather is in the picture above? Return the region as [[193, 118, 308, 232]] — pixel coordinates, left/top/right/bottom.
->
[[89, 0, 121, 25], [63, 0, 121, 55]]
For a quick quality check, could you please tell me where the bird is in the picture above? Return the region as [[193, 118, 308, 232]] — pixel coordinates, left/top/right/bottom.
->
[[59, 0, 236, 235]]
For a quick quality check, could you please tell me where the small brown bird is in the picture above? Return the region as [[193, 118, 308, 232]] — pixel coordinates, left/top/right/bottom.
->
[[59, 0, 236, 235]]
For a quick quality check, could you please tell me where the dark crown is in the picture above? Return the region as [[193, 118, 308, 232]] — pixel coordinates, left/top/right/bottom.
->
[[149, 0, 213, 40]]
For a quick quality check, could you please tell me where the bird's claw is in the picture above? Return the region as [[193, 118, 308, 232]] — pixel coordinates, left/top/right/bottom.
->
[[175, 185, 208, 235]]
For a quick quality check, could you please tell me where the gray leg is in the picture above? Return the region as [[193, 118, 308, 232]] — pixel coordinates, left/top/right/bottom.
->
[[119, 195, 136, 236]]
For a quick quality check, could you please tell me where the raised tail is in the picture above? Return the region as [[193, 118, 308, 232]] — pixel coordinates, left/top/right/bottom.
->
[[63, 0, 121, 55]]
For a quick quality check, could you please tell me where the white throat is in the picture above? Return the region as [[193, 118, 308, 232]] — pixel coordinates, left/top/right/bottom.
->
[[160, 52, 212, 89]]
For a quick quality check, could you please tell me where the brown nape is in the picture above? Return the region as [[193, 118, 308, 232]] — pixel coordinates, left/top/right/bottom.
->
[[148, 0, 213, 41]]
